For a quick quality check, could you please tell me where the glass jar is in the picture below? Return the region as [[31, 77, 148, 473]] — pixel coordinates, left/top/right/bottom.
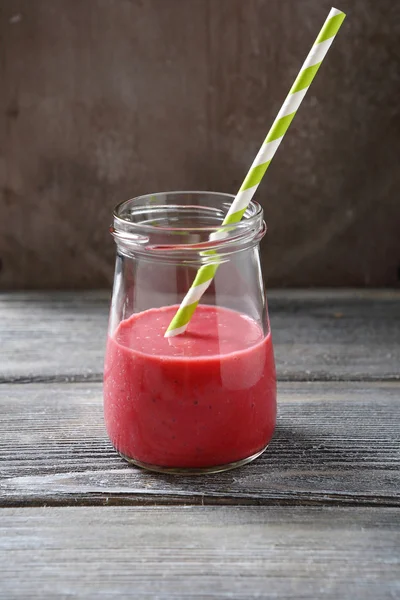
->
[[104, 191, 277, 474]]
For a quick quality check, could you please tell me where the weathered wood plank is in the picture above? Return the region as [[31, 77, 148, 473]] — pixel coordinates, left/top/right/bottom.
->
[[269, 289, 400, 381], [1, 290, 399, 382], [0, 291, 108, 382], [0, 506, 399, 599], [1, 381, 399, 506]]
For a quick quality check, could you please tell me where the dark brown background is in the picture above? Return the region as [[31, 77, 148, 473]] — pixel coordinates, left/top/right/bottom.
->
[[0, 0, 399, 289]]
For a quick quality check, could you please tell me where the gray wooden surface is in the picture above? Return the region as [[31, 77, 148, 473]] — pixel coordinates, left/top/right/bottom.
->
[[1, 507, 399, 600], [0, 291, 399, 598], [1, 0, 400, 289]]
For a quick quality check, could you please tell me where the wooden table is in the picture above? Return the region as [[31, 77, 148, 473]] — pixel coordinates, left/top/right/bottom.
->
[[1, 290, 399, 599]]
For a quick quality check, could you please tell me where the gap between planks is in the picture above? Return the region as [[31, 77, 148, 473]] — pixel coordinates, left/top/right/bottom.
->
[[1, 374, 400, 385], [1, 492, 400, 510]]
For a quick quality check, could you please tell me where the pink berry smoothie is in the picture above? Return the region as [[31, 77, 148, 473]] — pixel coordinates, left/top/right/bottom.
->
[[103, 304, 277, 470]]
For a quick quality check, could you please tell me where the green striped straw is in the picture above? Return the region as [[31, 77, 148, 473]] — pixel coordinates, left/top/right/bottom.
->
[[165, 7, 346, 338]]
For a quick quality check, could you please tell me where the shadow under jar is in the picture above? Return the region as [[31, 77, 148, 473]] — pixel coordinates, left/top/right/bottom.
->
[[104, 191, 277, 474]]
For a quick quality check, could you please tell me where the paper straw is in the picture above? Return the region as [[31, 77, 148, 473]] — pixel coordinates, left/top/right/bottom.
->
[[165, 7, 346, 337]]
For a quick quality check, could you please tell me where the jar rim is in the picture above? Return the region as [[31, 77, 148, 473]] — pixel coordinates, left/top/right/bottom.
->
[[111, 191, 266, 258], [113, 190, 264, 235]]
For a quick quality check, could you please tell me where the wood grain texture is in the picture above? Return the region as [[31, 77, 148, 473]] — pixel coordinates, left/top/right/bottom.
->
[[0, 0, 400, 289], [0, 290, 399, 599], [1, 290, 399, 382], [1, 381, 399, 507], [0, 291, 108, 382], [0, 506, 399, 599]]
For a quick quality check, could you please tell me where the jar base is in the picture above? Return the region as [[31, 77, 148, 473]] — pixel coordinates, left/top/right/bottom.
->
[[117, 445, 268, 475]]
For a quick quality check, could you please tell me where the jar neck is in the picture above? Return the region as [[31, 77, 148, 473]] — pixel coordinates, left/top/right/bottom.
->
[[111, 191, 266, 262]]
